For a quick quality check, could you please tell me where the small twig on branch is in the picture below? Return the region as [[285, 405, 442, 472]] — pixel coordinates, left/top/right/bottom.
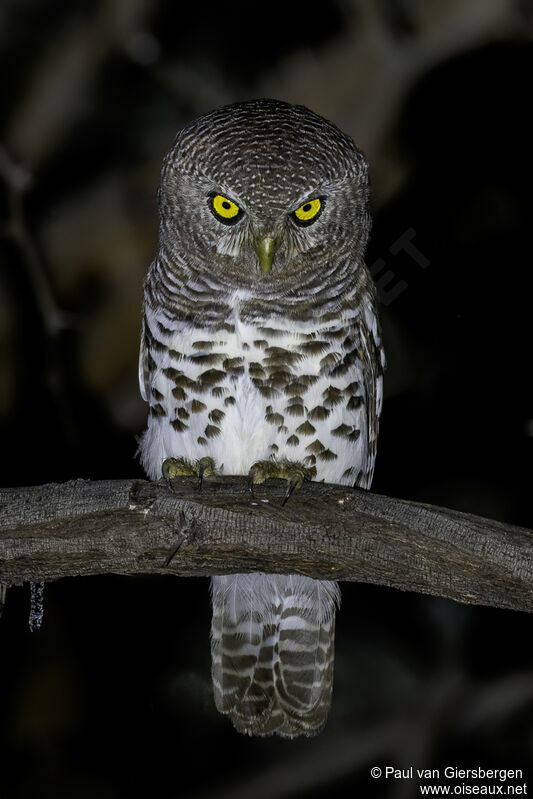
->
[[0, 477, 531, 614], [0, 477, 533, 611]]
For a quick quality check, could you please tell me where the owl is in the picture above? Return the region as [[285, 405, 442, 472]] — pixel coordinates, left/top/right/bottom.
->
[[138, 99, 384, 737]]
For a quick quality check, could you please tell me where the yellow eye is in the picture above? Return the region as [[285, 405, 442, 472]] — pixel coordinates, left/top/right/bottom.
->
[[293, 197, 323, 225], [211, 194, 242, 223]]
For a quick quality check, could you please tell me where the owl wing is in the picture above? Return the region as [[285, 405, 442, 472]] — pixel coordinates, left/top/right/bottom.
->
[[353, 293, 385, 489], [138, 314, 151, 403]]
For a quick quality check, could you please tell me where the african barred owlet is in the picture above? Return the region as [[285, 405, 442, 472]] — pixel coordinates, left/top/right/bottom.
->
[[138, 99, 384, 737]]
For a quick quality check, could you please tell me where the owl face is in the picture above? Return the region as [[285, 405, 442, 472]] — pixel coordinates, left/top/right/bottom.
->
[[159, 100, 370, 298]]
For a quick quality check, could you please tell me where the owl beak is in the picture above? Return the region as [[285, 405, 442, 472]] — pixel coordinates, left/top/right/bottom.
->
[[253, 236, 278, 274]]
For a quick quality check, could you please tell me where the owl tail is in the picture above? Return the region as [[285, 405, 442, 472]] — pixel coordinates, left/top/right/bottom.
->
[[210, 574, 340, 738]]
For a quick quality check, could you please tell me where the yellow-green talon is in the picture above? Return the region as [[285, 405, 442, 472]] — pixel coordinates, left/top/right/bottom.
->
[[248, 459, 315, 505], [162, 456, 218, 491], [197, 456, 217, 489]]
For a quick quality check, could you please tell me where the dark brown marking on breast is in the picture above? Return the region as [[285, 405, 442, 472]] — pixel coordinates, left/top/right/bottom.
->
[[308, 405, 330, 422], [331, 424, 352, 437], [348, 429, 361, 441], [169, 350, 183, 361], [163, 367, 181, 381], [149, 403, 166, 418], [197, 436, 208, 446], [191, 399, 207, 413], [347, 395, 363, 411], [298, 340, 330, 355], [249, 362, 266, 379], [189, 353, 225, 366], [323, 386, 344, 407], [258, 327, 289, 338], [270, 443, 279, 452], [209, 409, 225, 424], [320, 352, 342, 372], [188, 380, 210, 394], [323, 327, 346, 340], [214, 322, 235, 334], [211, 386, 228, 398], [284, 381, 308, 397], [257, 386, 280, 399], [329, 362, 349, 378], [223, 356, 245, 370], [172, 387, 187, 401], [342, 350, 359, 369], [303, 455, 317, 468], [253, 339, 268, 349], [306, 439, 325, 454], [171, 418, 188, 432], [151, 387, 164, 402], [299, 374, 320, 387], [296, 420, 316, 436], [263, 346, 302, 365], [205, 424, 221, 439], [286, 435, 299, 447], [268, 369, 293, 389], [192, 340, 215, 351], [198, 368, 226, 384], [285, 403, 305, 417], [174, 375, 195, 389], [318, 449, 338, 461], [229, 366, 246, 378], [266, 412, 284, 426], [224, 396, 236, 406], [177, 407, 189, 420], [278, 424, 289, 434], [346, 381, 360, 393]]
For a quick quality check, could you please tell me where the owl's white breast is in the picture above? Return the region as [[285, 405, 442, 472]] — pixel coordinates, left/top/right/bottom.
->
[[139, 302, 376, 487]]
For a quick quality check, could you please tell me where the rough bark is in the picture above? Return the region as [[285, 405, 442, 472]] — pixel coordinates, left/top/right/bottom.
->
[[0, 477, 531, 613]]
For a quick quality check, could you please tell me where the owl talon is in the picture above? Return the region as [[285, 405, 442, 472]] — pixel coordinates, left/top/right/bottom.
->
[[248, 459, 314, 506], [282, 480, 297, 506], [162, 456, 218, 491], [197, 456, 217, 490]]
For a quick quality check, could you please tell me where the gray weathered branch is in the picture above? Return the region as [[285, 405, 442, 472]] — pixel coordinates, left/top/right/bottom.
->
[[0, 477, 531, 613]]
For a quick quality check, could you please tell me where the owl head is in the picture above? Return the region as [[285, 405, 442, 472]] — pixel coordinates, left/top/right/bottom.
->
[[158, 99, 370, 298]]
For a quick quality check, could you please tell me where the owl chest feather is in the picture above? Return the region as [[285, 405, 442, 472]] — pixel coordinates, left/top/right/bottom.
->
[[140, 301, 382, 487]]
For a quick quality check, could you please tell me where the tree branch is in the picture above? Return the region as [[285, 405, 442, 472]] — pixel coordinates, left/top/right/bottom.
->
[[0, 477, 531, 613]]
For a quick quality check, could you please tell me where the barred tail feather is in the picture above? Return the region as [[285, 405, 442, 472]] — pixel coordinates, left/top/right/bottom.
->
[[210, 573, 340, 738]]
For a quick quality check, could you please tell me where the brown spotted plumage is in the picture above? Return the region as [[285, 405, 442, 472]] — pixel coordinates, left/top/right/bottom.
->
[[138, 99, 384, 738]]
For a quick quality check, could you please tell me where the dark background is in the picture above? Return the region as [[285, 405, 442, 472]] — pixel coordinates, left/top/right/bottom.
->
[[1, 1, 532, 796]]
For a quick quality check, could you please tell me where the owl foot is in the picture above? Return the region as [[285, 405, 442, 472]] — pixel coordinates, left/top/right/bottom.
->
[[162, 456, 217, 491], [248, 459, 315, 506]]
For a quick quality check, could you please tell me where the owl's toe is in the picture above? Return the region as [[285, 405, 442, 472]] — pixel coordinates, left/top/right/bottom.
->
[[162, 456, 219, 492], [248, 459, 315, 506]]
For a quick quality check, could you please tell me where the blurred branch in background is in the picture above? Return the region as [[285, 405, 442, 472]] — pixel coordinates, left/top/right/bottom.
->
[[0, 145, 83, 451], [1, 477, 531, 612], [0, 147, 64, 336]]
